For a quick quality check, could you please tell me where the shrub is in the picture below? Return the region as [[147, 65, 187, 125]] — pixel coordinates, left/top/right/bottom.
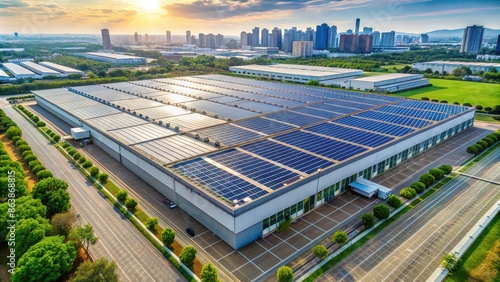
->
[[487, 134, 498, 143], [420, 97, 429, 101], [420, 173, 436, 187], [484, 106, 492, 112], [32, 165, 46, 174], [483, 137, 494, 146], [146, 217, 158, 230], [400, 187, 417, 199], [463, 103, 472, 107], [32, 116, 40, 123], [438, 165, 452, 174], [82, 160, 92, 168], [16, 140, 28, 147], [125, 198, 137, 210], [277, 218, 293, 232], [277, 266, 293, 282], [373, 204, 390, 219], [67, 149, 77, 156], [466, 145, 480, 155], [18, 144, 31, 153], [60, 143, 70, 148], [7, 126, 22, 139], [36, 170, 53, 180], [201, 263, 219, 282], [179, 246, 197, 266], [387, 194, 402, 208], [21, 150, 33, 158], [453, 102, 460, 105], [475, 105, 483, 110], [36, 121, 46, 127], [73, 153, 81, 160], [161, 228, 175, 247], [99, 173, 109, 183], [78, 156, 86, 164], [46, 129, 53, 134], [429, 168, 445, 180], [24, 154, 37, 163], [12, 136, 22, 143], [361, 213, 376, 229], [410, 181, 426, 193], [53, 135, 61, 142], [116, 190, 127, 202], [440, 100, 448, 104], [90, 166, 99, 177], [477, 140, 488, 149], [431, 99, 439, 102], [312, 245, 329, 260], [29, 160, 41, 170], [332, 230, 348, 245]]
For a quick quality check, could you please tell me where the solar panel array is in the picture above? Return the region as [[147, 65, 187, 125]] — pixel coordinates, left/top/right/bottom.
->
[[34, 73, 472, 207]]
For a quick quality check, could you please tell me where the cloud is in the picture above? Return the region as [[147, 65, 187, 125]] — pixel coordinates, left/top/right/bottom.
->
[[392, 6, 500, 18], [0, 0, 28, 8]]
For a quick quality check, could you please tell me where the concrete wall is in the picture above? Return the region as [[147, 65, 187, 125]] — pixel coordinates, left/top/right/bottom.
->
[[36, 97, 81, 127]]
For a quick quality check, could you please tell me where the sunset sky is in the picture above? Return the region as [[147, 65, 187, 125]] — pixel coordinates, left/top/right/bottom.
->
[[1, 0, 499, 36]]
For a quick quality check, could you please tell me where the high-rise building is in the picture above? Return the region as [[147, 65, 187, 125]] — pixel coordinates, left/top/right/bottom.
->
[[144, 33, 149, 43], [460, 25, 484, 54], [420, 34, 429, 44], [402, 35, 410, 43], [208, 34, 216, 49], [355, 18, 360, 35], [215, 34, 224, 48], [261, 28, 269, 47], [357, 34, 373, 53], [314, 23, 329, 50], [241, 31, 248, 47], [372, 31, 380, 46], [166, 31, 172, 44], [362, 27, 373, 34], [271, 27, 282, 50], [247, 33, 253, 47], [346, 29, 353, 35], [252, 27, 260, 46], [134, 32, 139, 43], [191, 35, 197, 46], [198, 33, 205, 48], [284, 30, 292, 52], [227, 39, 237, 49], [14, 32, 18, 38], [186, 30, 191, 45], [380, 31, 395, 47], [101, 28, 112, 50], [305, 28, 314, 41], [339, 34, 373, 53], [292, 41, 313, 57], [328, 25, 337, 48], [496, 35, 500, 55]]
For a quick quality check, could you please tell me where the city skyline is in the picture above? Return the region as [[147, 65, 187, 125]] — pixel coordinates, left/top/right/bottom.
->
[[0, 0, 499, 35]]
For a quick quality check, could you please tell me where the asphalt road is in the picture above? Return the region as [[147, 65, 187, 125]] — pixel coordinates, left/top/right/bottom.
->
[[2, 105, 185, 282], [318, 149, 500, 282]]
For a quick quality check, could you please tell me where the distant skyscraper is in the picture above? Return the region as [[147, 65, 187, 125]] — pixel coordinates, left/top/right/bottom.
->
[[101, 28, 112, 50], [346, 29, 353, 35], [14, 32, 18, 38], [241, 31, 248, 47], [372, 31, 380, 46], [402, 35, 410, 43], [496, 35, 500, 55], [134, 32, 139, 43], [380, 31, 395, 47], [247, 33, 253, 47], [191, 35, 197, 46], [186, 30, 191, 45], [420, 34, 429, 44], [292, 41, 313, 57], [314, 23, 329, 50], [215, 34, 224, 48], [328, 25, 337, 48], [166, 31, 172, 44], [271, 27, 282, 50], [339, 34, 372, 53], [355, 18, 360, 35], [305, 28, 314, 41], [144, 33, 149, 43], [198, 33, 205, 48], [284, 30, 292, 52], [208, 33, 216, 48], [252, 27, 260, 46], [227, 39, 237, 49], [362, 27, 373, 34], [261, 28, 269, 47], [460, 25, 484, 54]]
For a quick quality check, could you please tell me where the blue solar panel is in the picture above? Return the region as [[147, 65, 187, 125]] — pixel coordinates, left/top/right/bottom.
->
[[172, 158, 268, 202], [292, 107, 343, 119], [227, 100, 284, 113], [235, 117, 295, 134], [306, 123, 394, 147], [376, 105, 449, 121], [274, 131, 367, 161], [396, 100, 468, 115], [265, 111, 325, 126], [241, 140, 335, 174], [207, 149, 300, 190], [356, 111, 431, 128], [194, 124, 262, 146], [311, 103, 361, 114], [333, 116, 415, 136]]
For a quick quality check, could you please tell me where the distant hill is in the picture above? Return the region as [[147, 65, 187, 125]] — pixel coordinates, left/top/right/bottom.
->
[[396, 28, 500, 38]]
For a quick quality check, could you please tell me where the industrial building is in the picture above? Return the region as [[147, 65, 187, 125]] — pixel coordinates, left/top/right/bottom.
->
[[1, 62, 36, 79], [229, 64, 363, 84], [341, 73, 430, 93], [38, 62, 84, 75], [77, 52, 147, 64], [33, 75, 474, 249], [0, 69, 12, 81], [412, 61, 500, 74], [20, 61, 61, 77]]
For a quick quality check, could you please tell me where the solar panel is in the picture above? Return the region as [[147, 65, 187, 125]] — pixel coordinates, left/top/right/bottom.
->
[[355, 111, 431, 128], [227, 100, 284, 113], [235, 117, 296, 134], [181, 100, 259, 120], [376, 105, 449, 121], [265, 111, 325, 126], [274, 131, 367, 161], [306, 123, 394, 147], [241, 140, 335, 174], [291, 107, 343, 119], [193, 124, 263, 146], [396, 100, 468, 115], [207, 149, 300, 190], [333, 116, 415, 136]]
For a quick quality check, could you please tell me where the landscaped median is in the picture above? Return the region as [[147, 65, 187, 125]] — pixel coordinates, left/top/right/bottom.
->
[[12, 104, 218, 282]]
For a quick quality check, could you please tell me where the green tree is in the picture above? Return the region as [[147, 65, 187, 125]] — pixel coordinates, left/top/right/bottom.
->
[[146, 217, 158, 230], [312, 244, 329, 260], [438, 165, 452, 174], [400, 187, 417, 199], [10, 217, 52, 258], [332, 230, 348, 245], [90, 166, 99, 177], [12, 236, 76, 282], [419, 173, 436, 187], [70, 257, 119, 282], [36, 170, 53, 180], [466, 145, 479, 155], [429, 168, 444, 180], [179, 245, 197, 266], [6, 126, 22, 139], [373, 204, 390, 219], [99, 173, 109, 183], [441, 253, 460, 272], [276, 266, 294, 282], [201, 263, 220, 282], [50, 210, 76, 236], [361, 213, 376, 229], [125, 198, 138, 210], [387, 194, 402, 208], [116, 189, 127, 202], [69, 223, 98, 254], [32, 177, 71, 217], [410, 181, 426, 193], [161, 228, 175, 247], [0, 196, 47, 242]]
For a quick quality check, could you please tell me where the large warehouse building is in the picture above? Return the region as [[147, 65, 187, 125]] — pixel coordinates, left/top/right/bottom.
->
[[33, 75, 474, 249], [229, 64, 363, 84], [77, 52, 147, 64], [341, 73, 430, 93], [412, 61, 500, 74]]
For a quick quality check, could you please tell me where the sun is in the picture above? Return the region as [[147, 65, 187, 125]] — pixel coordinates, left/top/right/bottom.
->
[[136, 0, 161, 13]]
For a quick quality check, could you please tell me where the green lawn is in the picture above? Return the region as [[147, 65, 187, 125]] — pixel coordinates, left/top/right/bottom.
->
[[382, 64, 410, 70], [394, 79, 500, 107], [445, 213, 500, 282], [474, 114, 500, 124]]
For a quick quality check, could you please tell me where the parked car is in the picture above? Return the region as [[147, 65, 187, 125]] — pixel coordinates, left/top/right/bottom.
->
[[186, 227, 195, 237], [168, 203, 177, 209]]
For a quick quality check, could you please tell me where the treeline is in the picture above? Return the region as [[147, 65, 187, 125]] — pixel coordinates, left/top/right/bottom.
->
[[42, 56, 112, 73], [276, 57, 380, 71], [0, 42, 103, 63]]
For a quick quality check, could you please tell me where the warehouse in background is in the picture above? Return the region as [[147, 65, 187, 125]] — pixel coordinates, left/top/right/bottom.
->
[[341, 73, 430, 93]]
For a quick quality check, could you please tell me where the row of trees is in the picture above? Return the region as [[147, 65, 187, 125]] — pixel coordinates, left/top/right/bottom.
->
[[466, 131, 500, 155]]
